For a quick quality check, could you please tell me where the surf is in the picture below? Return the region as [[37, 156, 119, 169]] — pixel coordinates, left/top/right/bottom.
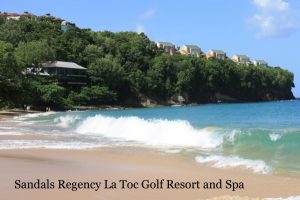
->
[[76, 115, 223, 149]]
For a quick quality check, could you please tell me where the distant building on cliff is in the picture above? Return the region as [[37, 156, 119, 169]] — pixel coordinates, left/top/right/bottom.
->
[[156, 42, 176, 55], [232, 54, 251, 65], [61, 20, 76, 32], [43, 13, 76, 31], [206, 49, 227, 60], [179, 45, 202, 57], [0, 11, 34, 20], [253, 60, 268, 67]]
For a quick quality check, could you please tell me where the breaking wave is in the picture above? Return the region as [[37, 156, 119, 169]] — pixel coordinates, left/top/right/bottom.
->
[[269, 133, 282, 142], [14, 111, 56, 120], [54, 115, 81, 128], [76, 115, 223, 149], [195, 155, 272, 174]]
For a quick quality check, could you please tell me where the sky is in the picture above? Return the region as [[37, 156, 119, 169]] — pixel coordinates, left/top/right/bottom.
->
[[1, 0, 300, 97]]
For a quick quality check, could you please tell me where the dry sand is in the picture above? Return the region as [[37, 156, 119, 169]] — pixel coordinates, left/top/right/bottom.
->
[[0, 148, 299, 200]]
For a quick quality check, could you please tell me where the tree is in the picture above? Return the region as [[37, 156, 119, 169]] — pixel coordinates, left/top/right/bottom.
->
[[0, 15, 295, 108], [14, 40, 55, 68], [38, 83, 66, 107], [69, 86, 117, 106], [55, 28, 92, 64], [0, 16, 5, 26], [0, 41, 21, 105], [82, 44, 104, 64], [88, 57, 126, 91]]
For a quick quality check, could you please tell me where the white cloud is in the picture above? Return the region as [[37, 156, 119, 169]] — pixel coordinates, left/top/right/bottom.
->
[[136, 9, 156, 34], [253, 0, 289, 11], [249, 0, 298, 39], [136, 24, 145, 34], [140, 9, 156, 20]]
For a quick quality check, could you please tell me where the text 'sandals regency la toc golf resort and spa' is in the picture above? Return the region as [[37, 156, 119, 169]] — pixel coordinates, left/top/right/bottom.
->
[[1, 1, 300, 200]]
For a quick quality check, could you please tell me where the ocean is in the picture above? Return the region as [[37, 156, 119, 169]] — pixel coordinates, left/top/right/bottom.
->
[[1, 100, 300, 176]]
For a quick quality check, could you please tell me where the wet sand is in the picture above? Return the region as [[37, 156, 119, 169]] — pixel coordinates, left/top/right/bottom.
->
[[0, 110, 40, 117], [0, 148, 299, 200]]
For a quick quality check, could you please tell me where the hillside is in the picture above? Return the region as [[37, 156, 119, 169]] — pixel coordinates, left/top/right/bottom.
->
[[0, 14, 295, 109]]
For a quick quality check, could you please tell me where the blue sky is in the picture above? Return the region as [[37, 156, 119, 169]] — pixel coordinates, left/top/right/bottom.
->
[[1, 0, 300, 97]]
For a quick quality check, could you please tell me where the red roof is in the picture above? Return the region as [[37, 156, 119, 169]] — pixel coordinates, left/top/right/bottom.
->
[[0, 11, 34, 17], [0, 12, 19, 16]]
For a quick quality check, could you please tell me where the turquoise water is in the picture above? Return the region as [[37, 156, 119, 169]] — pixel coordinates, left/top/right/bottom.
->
[[2, 100, 300, 175]]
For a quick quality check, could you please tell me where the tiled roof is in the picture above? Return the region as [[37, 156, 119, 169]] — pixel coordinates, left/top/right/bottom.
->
[[235, 54, 249, 59], [255, 60, 267, 64], [210, 49, 226, 54], [157, 42, 174, 47], [0, 11, 34, 17], [185, 45, 201, 50]]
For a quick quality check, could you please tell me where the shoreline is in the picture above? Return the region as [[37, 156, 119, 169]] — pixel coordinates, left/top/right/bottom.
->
[[0, 109, 40, 117], [1, 99, 298, 114], [1, 105, 300, 199], [0, 147, 299, 200]]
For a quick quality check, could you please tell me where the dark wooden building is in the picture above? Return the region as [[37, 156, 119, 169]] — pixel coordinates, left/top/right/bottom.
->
[[42, 61, 87, 85]]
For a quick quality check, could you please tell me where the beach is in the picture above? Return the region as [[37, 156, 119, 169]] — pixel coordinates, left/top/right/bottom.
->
[[1, 147, 300, 200], [1, 1, 299, 199], [1, 101, 300, 199]]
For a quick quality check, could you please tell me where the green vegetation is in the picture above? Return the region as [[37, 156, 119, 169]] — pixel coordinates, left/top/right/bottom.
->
[[0, 15, 295, 110]]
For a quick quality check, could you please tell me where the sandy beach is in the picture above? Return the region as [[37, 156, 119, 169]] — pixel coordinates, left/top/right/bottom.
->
[[0, 147, 299, 200], [1, 112, 300, 200]]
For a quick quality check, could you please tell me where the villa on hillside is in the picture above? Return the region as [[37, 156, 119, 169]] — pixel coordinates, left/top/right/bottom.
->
[[156, 42, 176, 55], [43, 13, 76, 31], [61, 20, 76, 32], [179, 45, 202, 57], [24, 61, 87, 85], [206, 49, 227, 60], [232, 54, 251, 65], [253, 60, 268, 67], [0, 11, 34, 20], [42, 61, 87, 85], [0, 11, 76, 32]]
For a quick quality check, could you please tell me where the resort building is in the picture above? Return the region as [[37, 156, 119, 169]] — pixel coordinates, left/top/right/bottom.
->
[[253, 60, 268, 67], [0, 11, 34, 20], [42, 61, 87, 85], [232, 54, 251, 65], [179, 45, 202, 57], [206, 49, 227, 60], [156, 42, 176, 55], [61, 20, 76, 32]]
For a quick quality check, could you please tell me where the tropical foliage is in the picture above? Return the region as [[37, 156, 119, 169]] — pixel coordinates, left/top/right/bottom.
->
[[0, 15, 295, 109]]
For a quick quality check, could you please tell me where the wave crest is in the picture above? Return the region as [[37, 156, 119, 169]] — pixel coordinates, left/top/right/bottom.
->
[[195, 155, 271, 174], [269, 133, 282, 142], [14, 111, 56, 120], [54, 115, 81, 127], [76, 115, 223, 149]]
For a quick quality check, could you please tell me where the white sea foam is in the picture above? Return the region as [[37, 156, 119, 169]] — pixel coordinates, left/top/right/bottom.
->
[[0, 140, 102, 150], [0, 131, 24, 136], [269, 133, 282, 142], [0, 126, 14, 130], [164, 149, 182, 154], [195, 155, 272, 174], [14, 111, 56, 120], [76, 115, 222, 149], [264, 196, 300, 200], [54, 115, 80, 128], [224, 129, 241, 144]]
